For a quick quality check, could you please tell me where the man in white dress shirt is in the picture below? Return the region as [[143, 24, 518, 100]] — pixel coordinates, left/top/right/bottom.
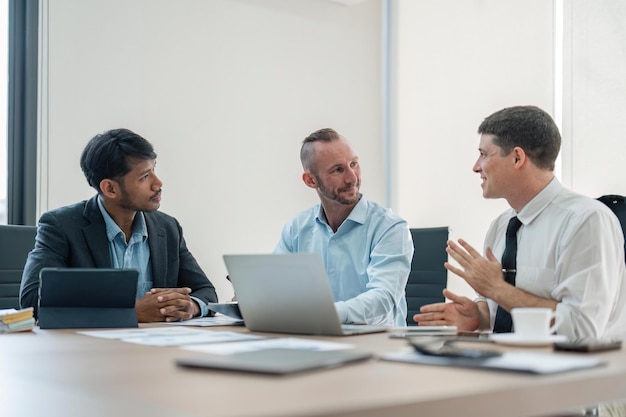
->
[[413, 105, 626, 342]]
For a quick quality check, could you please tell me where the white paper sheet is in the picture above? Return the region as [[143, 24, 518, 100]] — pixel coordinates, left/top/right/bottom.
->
[[163, 316, 244, 327], [182, 337, 355, 355], [79, 327, 262, 346]]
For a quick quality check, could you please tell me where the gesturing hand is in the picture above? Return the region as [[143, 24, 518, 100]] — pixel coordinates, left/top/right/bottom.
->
[[412, 289, 481, 331], [445, 239, 507, 299]]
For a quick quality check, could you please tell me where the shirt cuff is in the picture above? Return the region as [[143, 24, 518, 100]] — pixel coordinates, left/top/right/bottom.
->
[[335, 301, 348, 324], [190, 296, 209, 317]]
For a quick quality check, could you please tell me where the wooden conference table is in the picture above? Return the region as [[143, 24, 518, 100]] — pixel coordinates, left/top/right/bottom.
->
[[1, 324, 625, 417]]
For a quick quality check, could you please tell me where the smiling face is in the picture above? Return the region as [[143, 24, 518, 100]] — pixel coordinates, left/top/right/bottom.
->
[[115, 158, 163, 213], [306, 138, 361, 207], [473, 133, 516, 200]]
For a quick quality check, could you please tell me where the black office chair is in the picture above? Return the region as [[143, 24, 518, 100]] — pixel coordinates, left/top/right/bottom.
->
[[406, 227, 449, 326], [0, 224, 37, 309], [597, 194, 626, 260]]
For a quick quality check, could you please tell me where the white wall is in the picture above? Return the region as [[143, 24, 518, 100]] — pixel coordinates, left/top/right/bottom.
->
[[38, 0, 385, 301], [37, 0, 626, 304], [393, 0, 555, 298]]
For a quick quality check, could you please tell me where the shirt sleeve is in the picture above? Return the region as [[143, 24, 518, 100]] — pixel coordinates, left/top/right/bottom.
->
[[551, 210, 625, 339], [274, 221, 294, 254], [335, 221, 413, 326]]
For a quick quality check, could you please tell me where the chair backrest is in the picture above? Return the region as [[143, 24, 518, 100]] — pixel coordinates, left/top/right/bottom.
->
[[406, 227, 449, 326], [597, 194, 626, 260], [0, 225, 37, 309]]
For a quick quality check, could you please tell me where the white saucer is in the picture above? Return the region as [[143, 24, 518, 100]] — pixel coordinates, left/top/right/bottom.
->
[[489, 333, 568, 347]]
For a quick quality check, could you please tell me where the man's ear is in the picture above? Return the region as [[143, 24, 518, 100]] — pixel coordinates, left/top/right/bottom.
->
[[99, 179, 119, 198], [512, 147, 526, 167], [302, 172, 317, 189]]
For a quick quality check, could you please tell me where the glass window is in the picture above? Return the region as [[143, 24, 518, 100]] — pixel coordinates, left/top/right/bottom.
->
[[0, 0, 8, 224]]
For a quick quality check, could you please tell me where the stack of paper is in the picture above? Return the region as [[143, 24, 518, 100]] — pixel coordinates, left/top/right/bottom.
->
[[0, 307, 35, 333]]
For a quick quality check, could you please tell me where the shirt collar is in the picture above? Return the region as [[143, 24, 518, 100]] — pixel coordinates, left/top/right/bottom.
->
[[517, 177, 562, 226], [97, 196, 148, 242], [315, 194, 367, 227]]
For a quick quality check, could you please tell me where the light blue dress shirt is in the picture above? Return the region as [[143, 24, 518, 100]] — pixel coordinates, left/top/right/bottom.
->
[[275, 195, 413, 326], [97, 197, 152, 298], [97, 198, 209, 317]]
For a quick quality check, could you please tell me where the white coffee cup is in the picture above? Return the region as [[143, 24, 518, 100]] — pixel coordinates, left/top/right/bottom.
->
[[511, 307, 557, 339]]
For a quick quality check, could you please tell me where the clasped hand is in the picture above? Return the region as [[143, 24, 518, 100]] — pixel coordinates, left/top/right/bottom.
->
[[135, 287, 199, 323]]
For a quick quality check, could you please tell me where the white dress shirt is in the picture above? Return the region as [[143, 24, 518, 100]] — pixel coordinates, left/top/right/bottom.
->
[[481, 178, 626, 340]]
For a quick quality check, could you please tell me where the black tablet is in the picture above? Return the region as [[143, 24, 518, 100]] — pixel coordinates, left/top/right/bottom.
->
[[38, 268, 138, 329]]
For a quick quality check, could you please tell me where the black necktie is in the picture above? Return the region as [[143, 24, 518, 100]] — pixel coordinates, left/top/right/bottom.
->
[[493, 216, 523, 333]]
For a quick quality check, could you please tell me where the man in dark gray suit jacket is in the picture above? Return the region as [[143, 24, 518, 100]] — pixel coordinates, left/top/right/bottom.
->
[[20, 129, 217, 322]]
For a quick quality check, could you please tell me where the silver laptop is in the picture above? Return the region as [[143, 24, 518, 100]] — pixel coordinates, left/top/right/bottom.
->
[[223, 253, 388, 336], [177, 348, 373, 375]]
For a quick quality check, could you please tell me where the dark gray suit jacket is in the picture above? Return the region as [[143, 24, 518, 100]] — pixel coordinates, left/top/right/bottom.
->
[[20, 195, 218, 317]]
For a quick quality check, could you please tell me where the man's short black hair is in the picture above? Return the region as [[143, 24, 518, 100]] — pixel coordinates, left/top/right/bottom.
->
[[80, 128, 157, 193], [478, 106, 561, 171]]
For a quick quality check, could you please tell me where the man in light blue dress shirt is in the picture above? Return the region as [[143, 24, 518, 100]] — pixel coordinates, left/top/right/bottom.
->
[[275, 128, 413, 326]]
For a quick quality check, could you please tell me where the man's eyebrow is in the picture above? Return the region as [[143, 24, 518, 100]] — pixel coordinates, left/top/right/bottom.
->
[[329, 158, 359, 169], [138, 167, 154, 176], [141, 160, 157, 174]]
